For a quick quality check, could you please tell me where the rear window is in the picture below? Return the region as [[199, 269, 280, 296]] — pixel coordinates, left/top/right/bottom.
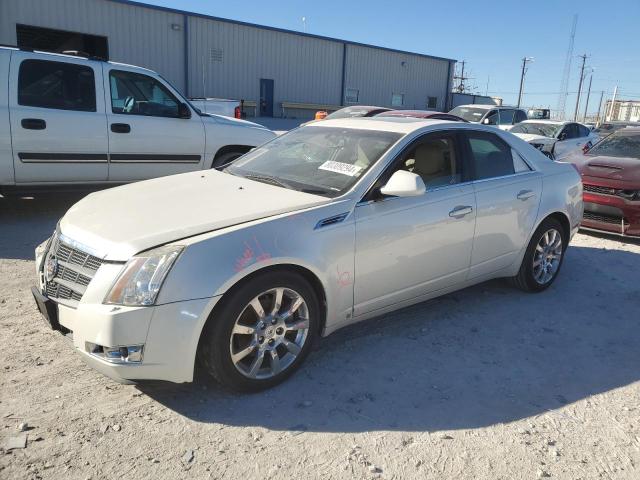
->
[[18, 59, 96, 112]]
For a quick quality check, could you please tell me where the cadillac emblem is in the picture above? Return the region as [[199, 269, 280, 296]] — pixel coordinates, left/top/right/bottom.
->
[[45, 255, 58, 283]]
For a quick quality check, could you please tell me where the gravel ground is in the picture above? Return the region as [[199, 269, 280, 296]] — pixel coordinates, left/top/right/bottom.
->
[[1, 193, 639, 480]]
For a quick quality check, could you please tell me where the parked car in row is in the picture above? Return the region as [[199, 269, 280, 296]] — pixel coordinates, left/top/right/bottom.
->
[[306, 105, 392, 125], [0, 46, 276, 195], [375, 109, 467, 121], [509, 120, 597, 160], [33, 116, 583, 391], [592, 121, 640, 140], [568, 127, 640, 237], [448, 104, 528, 130]]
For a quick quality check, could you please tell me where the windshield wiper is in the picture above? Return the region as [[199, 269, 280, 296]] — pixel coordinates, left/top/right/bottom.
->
[[243, 174, 292, 189]]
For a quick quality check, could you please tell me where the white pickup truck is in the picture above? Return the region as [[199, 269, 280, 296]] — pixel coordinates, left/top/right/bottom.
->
[[0, 46, 276, 195]]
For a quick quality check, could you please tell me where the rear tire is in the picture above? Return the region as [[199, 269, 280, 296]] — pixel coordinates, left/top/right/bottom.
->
[[198, 271, 319, 392], [212, 151, 244, 170], [511, 217, 567, 292]]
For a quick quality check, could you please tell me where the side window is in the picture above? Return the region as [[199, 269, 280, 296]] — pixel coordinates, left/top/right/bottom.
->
[[560, 124, 579, 140], [577, 124, 590, 137], [427, 96, 438, 109], [394, 134, 462, 189], [514, 110, 528, 123], [18, 59, 96, 112], [497, 109, 515, 125], [483, 110, 498, 125], [109, 70, 180, 118], [391, 93, 404, 107], [466, 131, 515, 180]]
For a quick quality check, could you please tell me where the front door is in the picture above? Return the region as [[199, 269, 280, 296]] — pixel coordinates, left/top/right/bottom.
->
[[462, 130, 542, 278], [353, 131, 476, 316], [105, 67, 205, 181], [259, 79, 274, 117], [8, 53, 108, 183]]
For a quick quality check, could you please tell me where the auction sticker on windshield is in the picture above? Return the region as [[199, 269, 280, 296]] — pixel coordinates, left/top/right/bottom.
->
[[319, 160, 363, 177]]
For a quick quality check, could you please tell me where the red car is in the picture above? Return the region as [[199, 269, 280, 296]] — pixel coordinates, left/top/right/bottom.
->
[[376, 110, 467, 122], [569, 127, 640, 236]]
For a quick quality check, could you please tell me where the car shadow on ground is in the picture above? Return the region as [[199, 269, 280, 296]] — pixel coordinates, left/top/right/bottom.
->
[[138, 244, 640, 433]]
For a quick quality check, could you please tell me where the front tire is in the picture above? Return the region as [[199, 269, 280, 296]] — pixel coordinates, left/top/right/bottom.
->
[[511, 217, 567, 292], [198, 271, 319, 392]]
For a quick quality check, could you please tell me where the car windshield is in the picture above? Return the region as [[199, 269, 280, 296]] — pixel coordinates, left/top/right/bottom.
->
[[226, 126, 402, 196], [325, 107, 377, 119], [510, 122, 562, 138], [588, 130, 640, 159], [448, 106, 489, 122]]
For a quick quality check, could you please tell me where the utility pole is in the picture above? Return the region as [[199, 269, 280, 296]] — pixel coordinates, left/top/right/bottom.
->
[[606, 85, 618, 121], [582, 74, 593, 122], [453, 61, 469, 93], [517, 57, 533, 108], [573, 53, 588, 120], [595, 90, 604, 125]]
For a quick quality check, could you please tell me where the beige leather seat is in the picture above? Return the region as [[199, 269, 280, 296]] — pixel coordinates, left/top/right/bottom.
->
[[411, 141, 453, 186]]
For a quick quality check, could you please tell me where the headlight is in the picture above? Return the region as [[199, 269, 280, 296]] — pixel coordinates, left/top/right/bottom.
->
[[104, 245, 183, 306]]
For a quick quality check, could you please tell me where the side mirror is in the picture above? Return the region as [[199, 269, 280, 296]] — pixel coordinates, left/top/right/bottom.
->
[[178, 102, 192, 119], [558, 132, 567, 140], [482, 118, 490, 125], [380, 170, 426, 197]]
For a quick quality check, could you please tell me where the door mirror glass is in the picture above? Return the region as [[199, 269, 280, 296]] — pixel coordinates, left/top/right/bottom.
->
[[558, 131, 567, 141], [178, 102, 191, 119], [482, 118, 490, 125], [380, 170, 426, 197]]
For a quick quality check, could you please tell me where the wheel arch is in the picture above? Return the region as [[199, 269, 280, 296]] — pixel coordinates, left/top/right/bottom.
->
[[210, 145, 254, 168], [195, 263, 328, 356]]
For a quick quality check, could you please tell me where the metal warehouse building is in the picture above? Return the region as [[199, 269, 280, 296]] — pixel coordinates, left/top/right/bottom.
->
[[0, 0, 456, 119]]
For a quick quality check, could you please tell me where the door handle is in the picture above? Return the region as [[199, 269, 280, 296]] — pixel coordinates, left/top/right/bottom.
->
[[517, 189, 536, 201], [21, 118, 46, 130], [111, 123, 131, 133], [449, 205, 473, 218]]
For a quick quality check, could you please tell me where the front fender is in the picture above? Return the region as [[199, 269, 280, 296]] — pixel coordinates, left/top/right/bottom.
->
[[156, 201, 357, 333]]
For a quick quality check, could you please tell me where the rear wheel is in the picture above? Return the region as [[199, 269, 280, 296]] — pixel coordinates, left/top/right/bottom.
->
[[511, 217, 567, 292], [198, 271, 319, 392]]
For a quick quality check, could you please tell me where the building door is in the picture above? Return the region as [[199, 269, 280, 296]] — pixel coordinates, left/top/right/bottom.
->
[[259, 79, 274, 117]]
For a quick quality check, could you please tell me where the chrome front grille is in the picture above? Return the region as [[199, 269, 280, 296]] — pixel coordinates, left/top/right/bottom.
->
[[43, 235, 104, 307]]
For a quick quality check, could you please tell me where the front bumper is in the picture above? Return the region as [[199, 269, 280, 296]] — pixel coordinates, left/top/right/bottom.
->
[[33, 292, 219, 383], [581, 192, 640, 237]]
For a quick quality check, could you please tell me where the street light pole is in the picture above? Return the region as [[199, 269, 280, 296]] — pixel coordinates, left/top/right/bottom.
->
[[517, 57, 533, 108]]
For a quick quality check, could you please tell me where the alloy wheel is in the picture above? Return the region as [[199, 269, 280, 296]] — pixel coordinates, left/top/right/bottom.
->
[[229, 287, 310, 379], [532, 228, 563, 285]]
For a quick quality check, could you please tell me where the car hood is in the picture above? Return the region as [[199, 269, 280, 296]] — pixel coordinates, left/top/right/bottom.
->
[[60, 170, 330, 261], [513, 133, 554, 144], [571, 154, 640, 183], [202, 113, 270, 130]]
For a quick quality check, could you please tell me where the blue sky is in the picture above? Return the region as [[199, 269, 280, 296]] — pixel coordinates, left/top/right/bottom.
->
[[140, 0, 640, 115]]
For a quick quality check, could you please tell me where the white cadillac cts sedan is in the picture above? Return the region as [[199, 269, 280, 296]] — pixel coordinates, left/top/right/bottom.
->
[[33, 118, 583, 391]]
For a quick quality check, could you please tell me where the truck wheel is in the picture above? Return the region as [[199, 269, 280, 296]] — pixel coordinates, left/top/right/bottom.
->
[[212, 151, 244, 170], [198, 271, 319, 392]]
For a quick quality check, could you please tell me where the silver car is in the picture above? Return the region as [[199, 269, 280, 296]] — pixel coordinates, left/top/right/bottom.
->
[[33, 117, 583, 392]]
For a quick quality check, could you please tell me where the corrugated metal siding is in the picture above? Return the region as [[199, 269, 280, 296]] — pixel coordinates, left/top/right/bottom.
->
[[0, 0, 186, 92], [187, 17, 343, 113], [345, 45, 451, 111]]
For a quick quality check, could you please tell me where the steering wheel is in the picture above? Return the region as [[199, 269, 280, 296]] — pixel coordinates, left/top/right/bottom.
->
[[123, 96, 135, 113]]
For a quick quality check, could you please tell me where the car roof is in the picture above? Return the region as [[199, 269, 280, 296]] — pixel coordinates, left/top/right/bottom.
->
[[0, 45, 156, 74], [307, 117, 458, 134], [520, 120, 567, 125], [378, 110, 445, 117], [454, 104, 522, 111]]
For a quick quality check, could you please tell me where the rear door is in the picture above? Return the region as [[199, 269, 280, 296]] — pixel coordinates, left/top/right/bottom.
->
[[462, 130, 542, 278], [8, 52, 108, 183], [104, 67, 205, 181]]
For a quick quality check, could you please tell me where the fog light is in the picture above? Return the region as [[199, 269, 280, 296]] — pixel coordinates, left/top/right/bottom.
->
[[86, 342, 144, 364]]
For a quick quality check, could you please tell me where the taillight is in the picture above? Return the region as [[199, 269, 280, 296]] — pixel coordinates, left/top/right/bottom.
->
[[234, 106, 241, 119]]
